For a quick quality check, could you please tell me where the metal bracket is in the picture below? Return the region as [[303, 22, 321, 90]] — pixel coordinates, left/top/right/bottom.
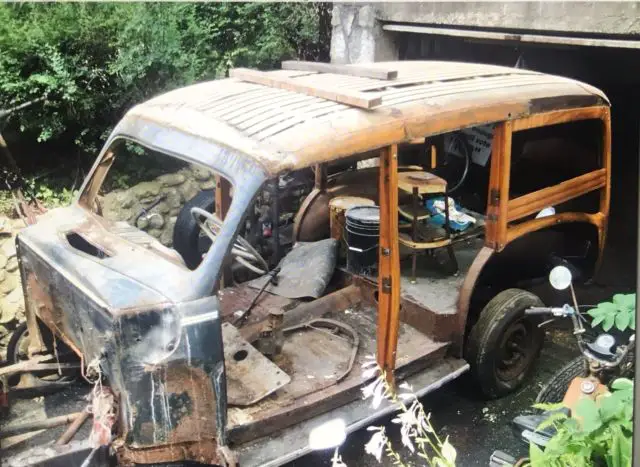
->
[[381, 277, 392, 293], [381, 247, 391, 256]]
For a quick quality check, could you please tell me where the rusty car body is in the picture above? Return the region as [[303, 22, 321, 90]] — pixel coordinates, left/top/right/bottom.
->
[[15, 61, 611, 466]]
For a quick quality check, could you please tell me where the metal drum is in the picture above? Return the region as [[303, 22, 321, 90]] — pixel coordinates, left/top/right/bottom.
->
[[329, 196, 374, 259]]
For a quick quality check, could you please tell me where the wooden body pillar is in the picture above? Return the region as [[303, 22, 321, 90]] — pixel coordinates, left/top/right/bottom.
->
[[376, 145, 401, 382]]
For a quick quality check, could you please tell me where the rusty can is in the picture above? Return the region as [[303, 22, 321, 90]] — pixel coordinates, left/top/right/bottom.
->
[[329, 196, 375, 259]]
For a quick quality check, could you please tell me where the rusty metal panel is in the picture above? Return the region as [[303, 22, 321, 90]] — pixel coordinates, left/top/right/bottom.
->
[[222, 323, 291, 406]]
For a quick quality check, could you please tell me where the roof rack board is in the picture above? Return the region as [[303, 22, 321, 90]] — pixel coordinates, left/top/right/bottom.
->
[[281, 61, 398, 80], [229, 68, 382, 110]]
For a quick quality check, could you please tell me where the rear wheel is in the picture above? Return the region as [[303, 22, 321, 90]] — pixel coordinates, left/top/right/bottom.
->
[[6, 322, 79, 386], [466, 288, 545, 398], [536, 356, 588, 404]]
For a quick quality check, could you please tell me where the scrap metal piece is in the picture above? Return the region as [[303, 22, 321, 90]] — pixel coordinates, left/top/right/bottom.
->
[[222, 323, 291, 406], [248, 239, 338, 299]]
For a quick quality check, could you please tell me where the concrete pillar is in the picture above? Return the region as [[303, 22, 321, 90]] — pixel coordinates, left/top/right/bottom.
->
[[330, 3, 398, 64]]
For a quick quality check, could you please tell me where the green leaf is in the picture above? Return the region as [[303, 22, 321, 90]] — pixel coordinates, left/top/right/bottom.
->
[[630, 311, 636, 330], [611, 378, 634, 391], [529, 442, 545, 466], [602, 313, 616, 331], [574, 398, 602, 433], [536, 411, 569, 432], [587, 307, 608, 318], [615, 311, 631, 331], [591, 314, 606, 328], [533, 402, 566, 412]]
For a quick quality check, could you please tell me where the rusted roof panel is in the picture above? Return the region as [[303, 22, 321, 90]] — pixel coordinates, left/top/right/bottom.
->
[[124, 61, 609, 176]]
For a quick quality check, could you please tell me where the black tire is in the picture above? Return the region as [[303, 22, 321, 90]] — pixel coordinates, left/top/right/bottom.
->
[[6, 322, 78, 386], [536, 356, 588, 404], [173, 190, 215, 269], [466, 288, 545, 399]]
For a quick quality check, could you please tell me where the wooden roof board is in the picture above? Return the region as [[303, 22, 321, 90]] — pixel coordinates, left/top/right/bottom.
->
[[281, 60, 398, 80], [125, 61, 609, 176]]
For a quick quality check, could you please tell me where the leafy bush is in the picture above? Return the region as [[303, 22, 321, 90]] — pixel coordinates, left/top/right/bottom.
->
[[527, 378, 634, 467], [0, 3, 330, 168], [588, 294, 636, 332]]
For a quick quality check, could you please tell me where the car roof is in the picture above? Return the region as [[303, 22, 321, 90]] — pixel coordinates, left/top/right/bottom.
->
[[124, 60, 609, 176]]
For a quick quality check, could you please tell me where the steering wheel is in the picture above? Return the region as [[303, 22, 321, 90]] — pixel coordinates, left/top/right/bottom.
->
[[191, 207, 269, 275], [439, 132, 471, 194]]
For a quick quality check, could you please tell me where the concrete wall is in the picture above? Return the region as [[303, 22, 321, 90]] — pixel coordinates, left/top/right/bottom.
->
[[331, 2, 640, 64], [379, 2, 640, 36]]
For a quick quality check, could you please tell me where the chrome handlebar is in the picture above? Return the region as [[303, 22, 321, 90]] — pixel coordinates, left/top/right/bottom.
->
[[525, 305, 635, 368]]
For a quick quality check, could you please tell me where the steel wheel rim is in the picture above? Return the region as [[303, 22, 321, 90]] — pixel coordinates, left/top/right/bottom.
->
[[495, 318, 538, 383]]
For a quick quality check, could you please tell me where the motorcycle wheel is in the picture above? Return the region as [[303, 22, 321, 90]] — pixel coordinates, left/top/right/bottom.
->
[[536, 356, 588, 403]]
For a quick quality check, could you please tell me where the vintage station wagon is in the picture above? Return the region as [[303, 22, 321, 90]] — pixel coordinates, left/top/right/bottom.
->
[[15, 60, 611, 466]]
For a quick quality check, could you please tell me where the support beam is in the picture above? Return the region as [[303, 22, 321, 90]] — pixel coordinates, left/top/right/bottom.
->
[[229, 68, 382, 109], [377, 144, 401, 382], [281, 61, 397, 80]]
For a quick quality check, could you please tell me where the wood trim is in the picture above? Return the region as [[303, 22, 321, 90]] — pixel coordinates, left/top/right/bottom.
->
[[485, 122, 511, 250], [229, 68, 382, 109], [511, 105, 608, 132], [281, 61, 398, 80], [507, 169, 606, 222], [596, 108, 612, 273], [377, 145, 401, 382], [506, 212, 604, 244]]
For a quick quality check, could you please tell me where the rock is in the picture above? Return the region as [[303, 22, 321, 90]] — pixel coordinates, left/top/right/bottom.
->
[[164, 190, 183, 209], [148, 214, 165, 229], [180, 180, 201, 203], [148, 229, 162, 239], [155, 202, 170, 215], [118, 192, 135, 209], [0, 273, 17, 295], [136, 216, 149, 230], [0, 253, 7, 269], [158, 173, 186, 186], [133, 181, 162, 199], [160, 228, 173, 247], [6, 256, 18, 273], [0, 284, 23, 323], [1, 238, 16, 259], [191, 166, 212, 182], [169, 207, 181, 216], [199, 179, 215, 190], [0, 270, 5, 283]]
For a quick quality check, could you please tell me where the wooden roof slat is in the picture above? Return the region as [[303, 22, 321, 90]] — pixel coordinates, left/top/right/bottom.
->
[[282, 60, 398, 81], [229, 68, 382, 110]]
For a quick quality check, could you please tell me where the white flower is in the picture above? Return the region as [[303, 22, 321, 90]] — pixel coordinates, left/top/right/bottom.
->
[[361, 377, 387, 409], [361, 355, 377, 369], [441, 436, 457, 465], [362, 365, 379, 379], [364, 426, 387, 462]]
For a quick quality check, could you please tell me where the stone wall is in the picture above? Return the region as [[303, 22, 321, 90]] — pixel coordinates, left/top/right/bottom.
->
[[101, 164, 216, 247], [0, 218, 27, 358]]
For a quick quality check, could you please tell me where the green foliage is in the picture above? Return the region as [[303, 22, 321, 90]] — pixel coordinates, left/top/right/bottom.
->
[[588, 294, 636, 332], [526, 378, 634, 467], [0, 2, 330, 160]]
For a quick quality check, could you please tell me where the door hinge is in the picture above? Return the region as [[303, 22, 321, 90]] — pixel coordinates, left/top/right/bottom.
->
[[489, 189, 500, 206], [381, 277, 392, 293]]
